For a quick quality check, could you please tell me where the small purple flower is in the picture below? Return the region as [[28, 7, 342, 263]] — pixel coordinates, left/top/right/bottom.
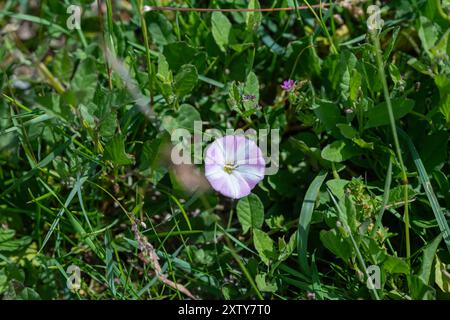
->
[[204, 135, 265, 199], [281, 79, 295, 91]]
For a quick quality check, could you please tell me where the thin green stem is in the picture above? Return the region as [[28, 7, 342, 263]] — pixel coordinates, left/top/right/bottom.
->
[[302, 0, 338, 54], [328, 190, 380, 300], [138, 0, 155, 107], [370, 31, 410, 260]]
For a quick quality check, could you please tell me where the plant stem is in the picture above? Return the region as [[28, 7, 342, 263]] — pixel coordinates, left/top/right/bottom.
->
[[302, 0, 338, 55], [138, 0, 155, 107], [370, 31, 410, 260], [98, 0, 113, 90]]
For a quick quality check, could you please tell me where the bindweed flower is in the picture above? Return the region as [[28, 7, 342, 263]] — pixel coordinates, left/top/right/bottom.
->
[[281, 79, 295, 91], [204, 135, 265, 199]]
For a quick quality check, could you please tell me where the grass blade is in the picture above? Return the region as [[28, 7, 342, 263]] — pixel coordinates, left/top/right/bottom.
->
[[297, 170, 327, 274], [398, 128, 450, 254]]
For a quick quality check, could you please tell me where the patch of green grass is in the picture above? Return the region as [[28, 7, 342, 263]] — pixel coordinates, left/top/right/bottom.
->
[[0, 0, 449, 300]]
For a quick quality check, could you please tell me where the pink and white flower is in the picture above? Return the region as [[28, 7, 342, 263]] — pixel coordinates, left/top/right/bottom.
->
[[204, 135, 265, 199]]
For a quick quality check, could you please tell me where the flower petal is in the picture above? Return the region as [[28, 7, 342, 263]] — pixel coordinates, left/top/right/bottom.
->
[[234, 164, 265, 189], [205, 139, 226, 166], [204, 135, 266, 199]]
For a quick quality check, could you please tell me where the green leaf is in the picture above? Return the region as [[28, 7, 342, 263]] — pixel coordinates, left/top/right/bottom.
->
[[16, 287, 41, 300], [435, 255, 450, 293], [417, 131, 448, 171], [156, 53, 172, 82], [211, 12, 232, 52], [99, 111, 117, 140], [237, 193, 264, 234], [246, 0, 262, 32], [103, 135, 133, 166], [365, 99, 414, 129], [162, 104, 201, 134], [0, 236, 32, 252], [398, 128, 450, 255], [253, 229, 276, 266], [71, 58, 98, 105], [326, 178, 350, 202], [285, 38, 321, 78], [384, 255, 410, 274], [319, 229, 353, 261], [321, 140, 361, 162], [255, 273, 278, 292], [243, 71, 259, 111], [336, 124, 357, 139], [328, 50, 357, 100], [0, 229, 15, 242], [278, 232, 297, 262], [349, 68, 362, 102], [140, 137, 168, 185], [418, 16, 440, 54], [174, 64, 198, 97], [297, 171, 327, 273], [0, 229, 32, 252], [343, 195, 358, 234], [419, 234, 442, 284], [410, 275, 436, 300], [147, 12, 176, 46], [312, 100, 345, 135], [162, 42, 198, 71]]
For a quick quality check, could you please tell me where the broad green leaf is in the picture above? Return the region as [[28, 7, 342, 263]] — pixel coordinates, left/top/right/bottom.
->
[[162, 104, 201, 134], [162, 41, 198, 71], [243, 71, 259, 111], [71, 58, 98, 105], [237, 193, 264, 234], [435, 255, 450, 292], [410, 275, 436, 300], [336, 124, 357, 139], [328, 50, 357, 100], [319, 229, 353, 261], [417, 131, 448, 171], [255, 273, 277, 292], [211, 12, 231, 52], [365, 99, 414, 129], [418, 16, 440, 54], [16, 287, 41, 300], [278, 232, 297, 262], [157, 53, 172, 82], [349, 68, 361, 102], [253, 229, 276, 266], [419, 234, 442, 284], [140, 137, 168, 185], [312, 100, 345, 135], [384, 255, 410, 274], [326, 179, 350, 200], [246, 0, 262, 32], [321, 140, 361, 162], [0, 235, 32, 252], [147, 12, 176, 46], [174, 64, 198, 97], [99, 111, 117, 140], [285, 38, 321, 77], [0, 229, 15, 242], [103, 135, 133, 166]]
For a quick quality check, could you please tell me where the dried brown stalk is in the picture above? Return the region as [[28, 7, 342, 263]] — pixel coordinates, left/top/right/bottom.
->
[[131, 218, 197, 300]]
